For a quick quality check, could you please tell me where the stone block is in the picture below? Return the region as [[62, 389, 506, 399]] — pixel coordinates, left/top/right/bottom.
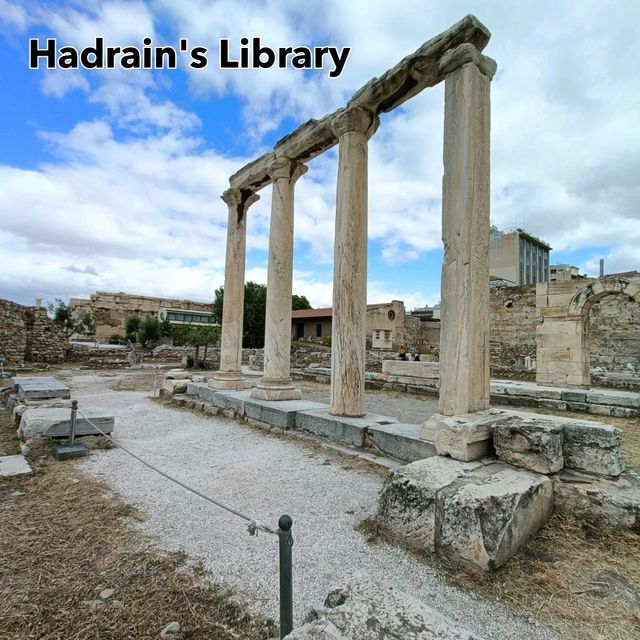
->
[[492, 417, 563, 474], [566, 402, 588, 412], [562, 391, 587, 403], [423, 411, 505, 461], [378, 457, 482, 552], [295, 410, 366, 447], [165, 369, 191, 380], [286, 579, 481, 640], [563, 422, 624, 477], [242, 398, 326, 429], [366, 423, 436, 463], [13, 376, 70, 400], [438, 464, 553, 571], [162, 379, 188, 394], [19, 407, 114, 439], [0, 454, 33, 477]]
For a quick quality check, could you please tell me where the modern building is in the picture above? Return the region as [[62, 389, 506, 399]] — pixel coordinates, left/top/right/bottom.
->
[[490, 227, 551, 286], [158, 307, 217, 326], [549, 264, 583, 283]]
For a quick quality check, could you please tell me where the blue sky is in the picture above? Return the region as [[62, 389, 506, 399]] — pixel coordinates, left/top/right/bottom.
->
[[1, 0, 639, 310]]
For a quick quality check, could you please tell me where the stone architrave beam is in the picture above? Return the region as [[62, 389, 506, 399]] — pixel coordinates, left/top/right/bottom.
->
[[210, 188, 259, 391], [229, 14, 491, 192]]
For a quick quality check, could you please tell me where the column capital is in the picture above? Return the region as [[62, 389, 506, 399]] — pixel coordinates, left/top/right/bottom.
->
[[331, 107, 379, 139], [221, 188, 260, 209], [438, 43, 497, 79], [269, 157, 308, 183]]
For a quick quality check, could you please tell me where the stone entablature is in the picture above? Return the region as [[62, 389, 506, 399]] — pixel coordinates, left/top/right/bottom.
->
[[0, 298, 67, 364], [70, 291, 213, 339]]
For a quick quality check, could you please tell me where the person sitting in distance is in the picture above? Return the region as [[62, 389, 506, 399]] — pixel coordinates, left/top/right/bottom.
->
[[413, 352, 421, 362], [398, 345, 407, 360]]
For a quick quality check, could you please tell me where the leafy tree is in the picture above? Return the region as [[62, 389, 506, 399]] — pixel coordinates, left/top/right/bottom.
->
[[212, 283, 312, 349], [47, 299, 96, 338], [291, 294, 312, 310], [139, 316, 161, 347], [171, 323, 220, 368], [125, 315, 141, 342]]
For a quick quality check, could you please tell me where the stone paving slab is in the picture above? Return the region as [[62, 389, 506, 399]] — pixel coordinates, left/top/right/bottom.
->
[[0, 454, 33, 477], [243, 397, 327, 429], [12, 376, 71, 400], [19, 407, 114, 439]]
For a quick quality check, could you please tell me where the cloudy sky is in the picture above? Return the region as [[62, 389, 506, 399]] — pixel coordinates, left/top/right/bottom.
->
[[1, 0, 639, 310]]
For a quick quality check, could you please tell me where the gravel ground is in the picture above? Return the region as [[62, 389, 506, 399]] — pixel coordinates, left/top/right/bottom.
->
[[75, 372, 558, 640]]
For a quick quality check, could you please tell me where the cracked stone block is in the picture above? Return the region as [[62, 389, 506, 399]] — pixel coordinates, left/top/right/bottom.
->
[[162, 379, 188, 394], [493, 417, 563, 474], [286, 579, 482, 640], [438, 465, 553, 571], [378, 457, 481, 552], [563, 422, 624, 477], [19, 407, 114, 439]]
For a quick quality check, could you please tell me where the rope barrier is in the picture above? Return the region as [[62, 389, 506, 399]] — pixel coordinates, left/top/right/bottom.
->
[[76, 408, 277, 537]]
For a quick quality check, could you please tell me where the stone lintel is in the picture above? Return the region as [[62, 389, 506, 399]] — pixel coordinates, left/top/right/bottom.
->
[[229, 152, 276, 191], [228, 14, 491, 191], [439, 42, 497, 79]]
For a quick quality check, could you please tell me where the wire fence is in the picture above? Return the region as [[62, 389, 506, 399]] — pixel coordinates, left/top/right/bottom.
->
[[56, 401, 294, 638]]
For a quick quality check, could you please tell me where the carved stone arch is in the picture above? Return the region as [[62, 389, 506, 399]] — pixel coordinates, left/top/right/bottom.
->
[[568, 278, 640, 317]]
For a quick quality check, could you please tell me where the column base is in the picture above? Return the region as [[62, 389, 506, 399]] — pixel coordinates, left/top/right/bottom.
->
[[209, 371, 249, 390], [250, 379, 301, 401]]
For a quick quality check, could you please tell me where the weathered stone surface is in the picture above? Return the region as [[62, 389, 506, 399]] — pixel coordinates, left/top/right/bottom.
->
[[365, 423, 436, 463], [0, 454, 32, 477], [19, 407, 114, 439], [378, 457, 481, 552], [438, 465, 553, 571], [563, 422, 624, 476], [286, 579, 482, 640], [164, 369, 191, 380], [492, 417, 563, 474], [13, 376, 70, 400], [553, 470, 640, 532], [378, 458, 553, 572], [162, 379, 188, 394]]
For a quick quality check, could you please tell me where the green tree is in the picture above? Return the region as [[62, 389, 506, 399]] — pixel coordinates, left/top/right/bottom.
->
[[47, 299, 96, 338], [139, 316, 161, 347], [125, 315, 141, 342], [291, 294, 312, 310], [170, 323, 220, 368], [212, 283, 312, 349]]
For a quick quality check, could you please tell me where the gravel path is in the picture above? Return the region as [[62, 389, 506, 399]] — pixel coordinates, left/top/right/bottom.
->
[[75, 373, 557, 639]]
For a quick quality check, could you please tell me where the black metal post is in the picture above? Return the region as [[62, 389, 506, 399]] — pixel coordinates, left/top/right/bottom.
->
[[277, 514, 293, 639], [69, 400, 78, 447]]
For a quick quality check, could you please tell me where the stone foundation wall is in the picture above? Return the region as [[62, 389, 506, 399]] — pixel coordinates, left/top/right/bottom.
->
[[0, 299, 67, 364]]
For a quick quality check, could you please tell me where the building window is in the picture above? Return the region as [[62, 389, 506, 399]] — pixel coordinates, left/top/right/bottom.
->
[[387, 310, 396, 321], [316, 323, 322, 338]]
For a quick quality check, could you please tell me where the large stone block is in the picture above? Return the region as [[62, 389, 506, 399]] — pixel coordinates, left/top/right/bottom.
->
[[493, 417, 563, 474], [377, 458, 553, 572], [12, 376, 70, 400], [162, 379, 188, 394], [19, 407, 114, 439], [437, 465, 553, 571], [378, 457, 481, 552], [563, 422, 624, 477], [286, 579, 482, 640]]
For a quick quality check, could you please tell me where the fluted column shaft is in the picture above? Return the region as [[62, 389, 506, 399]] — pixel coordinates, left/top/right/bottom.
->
[[329, 107, 379, 417], [251, 158, 307, 401], [210, 188, 259, 390], [438, 45, 496, 416]]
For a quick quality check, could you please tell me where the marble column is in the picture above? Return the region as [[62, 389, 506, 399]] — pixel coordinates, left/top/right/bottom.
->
[[210, 188, 259, 390], [329, 107, 379, 417], [251, 157, 307, 401], [437, 44, 496, 416]]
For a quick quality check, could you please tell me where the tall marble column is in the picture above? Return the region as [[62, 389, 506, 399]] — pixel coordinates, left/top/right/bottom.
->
[[251, 157, 307, 401], [210, 188, 259, 390], [437, 44, 496, 416], [329, 107, 379, 417]]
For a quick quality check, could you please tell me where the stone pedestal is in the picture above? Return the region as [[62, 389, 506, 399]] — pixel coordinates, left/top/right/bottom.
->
[[251, 158, 307, 401], [329, 107, 379, 417], [437, 44, 496, 417], [210, 189, 259, 390]]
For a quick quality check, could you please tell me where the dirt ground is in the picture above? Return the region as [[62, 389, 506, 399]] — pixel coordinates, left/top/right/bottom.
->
[[2, 370, 639, 639]]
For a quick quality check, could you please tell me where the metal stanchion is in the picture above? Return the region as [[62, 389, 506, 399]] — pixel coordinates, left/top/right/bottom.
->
[[54, 400, 87, 460], [278, 514, 294, 639]]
